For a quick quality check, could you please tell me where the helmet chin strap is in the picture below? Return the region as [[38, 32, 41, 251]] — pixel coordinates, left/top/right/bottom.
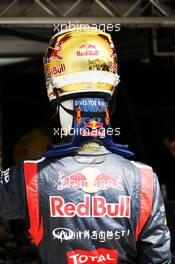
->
[[44, 97, 134, 158]]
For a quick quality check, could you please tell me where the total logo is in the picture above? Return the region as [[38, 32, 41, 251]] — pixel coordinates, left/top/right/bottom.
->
[[77, 43, 99, 57], [67, 248, 118, 264], [50, 195, 131, 218]]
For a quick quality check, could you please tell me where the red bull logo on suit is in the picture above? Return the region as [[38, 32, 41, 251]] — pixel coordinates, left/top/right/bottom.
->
[[56, 167, 124, 193], [50, 195, 131, 218], [50, 168, 130, 218]]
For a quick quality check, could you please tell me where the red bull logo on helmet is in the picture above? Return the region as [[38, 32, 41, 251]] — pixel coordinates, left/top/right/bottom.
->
[[47, 49, 63, 62], [50, 195, 131, 218], [47, 41, 64, 63], [76, 43, 99, 57], [57, 167, 124, 193], [48, 64, 66, 76], [79, 44, 96, 49]]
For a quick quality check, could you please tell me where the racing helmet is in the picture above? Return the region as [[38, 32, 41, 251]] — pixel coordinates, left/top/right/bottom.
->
[[44, 26, 119, 134]]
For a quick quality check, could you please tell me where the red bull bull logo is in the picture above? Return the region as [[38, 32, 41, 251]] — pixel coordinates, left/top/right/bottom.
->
[[57, 167, 124, 193], [47, 49, 63, 62], [50, 195, 131, 218], [77, 43, 99, 57], [84, 120, 103, 129], [79, 44, 96, 49], [47, 41, 63, 62]]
